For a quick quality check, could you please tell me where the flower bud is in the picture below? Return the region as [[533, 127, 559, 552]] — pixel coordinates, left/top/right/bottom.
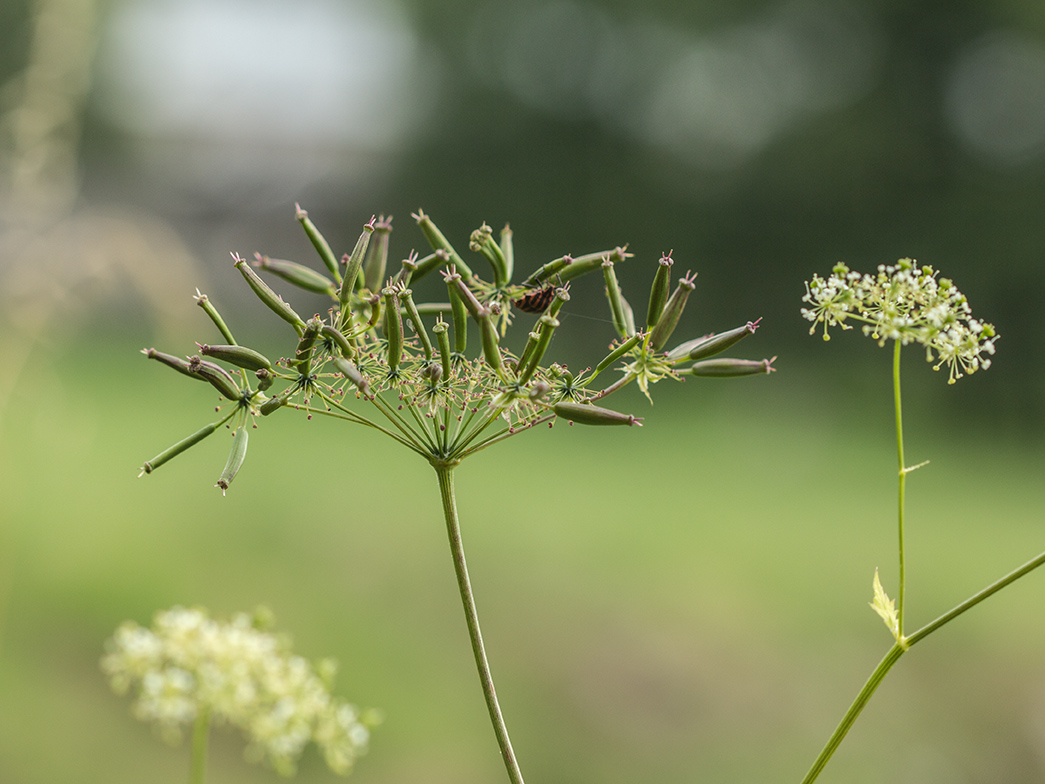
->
[[141, 422, 218, 474], [650, 271, 697, 351], [197, 343, 272, 372], [295, 203, 341, 279], [553, 401, 642, 426], [188, 356, 243, 400], [255, 367, 274, 392], [233, 253, 306, 333], [687, 357, 776, 377], [667, 319, 761, 362], [215, 425, 249, 495], [252, 253, 336, 297], [646, 253, 674, 330]]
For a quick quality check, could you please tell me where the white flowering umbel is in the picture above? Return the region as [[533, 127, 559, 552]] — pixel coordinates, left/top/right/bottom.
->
[[801, 258, 997, 383], [102, 606, 374, 779]]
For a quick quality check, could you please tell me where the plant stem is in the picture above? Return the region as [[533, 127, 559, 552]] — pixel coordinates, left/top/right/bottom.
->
[[434, 463, 525, 784], [893, 340, 906, 636], [189, 707, 210, 784]]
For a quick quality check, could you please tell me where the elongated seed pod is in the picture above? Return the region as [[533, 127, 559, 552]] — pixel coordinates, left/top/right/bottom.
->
[[518, 314, 560, 383], [194, 291, 238, 344], [259, 390, 291, 415], [442, 269, 483, 319], [447, 280, 468, 354], [620, 293, 636, 337], [521, 255, 573, 287], [333, 356, 370, 395], [141, 422, 218, 474], [668, 319, 762, 362], [399, 288, 433, 360], [197, 343, 271, 371], [253, 253, 336, 297], [188, 356, 243, 400], [255, 368, 274, 391], [477, 307, 504, 374], [215, 425, 248, 495], [646, 253, 674, 330], [433, 320, 453, 381], [470, 222, 509, 286], [410, 249, 449, 284], [592, 332, 645, 379], [555, 246, 631, 283], [602, 259, 630, 338], [394, 251, 418, 287], [143, 348, 206, 380], [233, 253, 305, 333], [553, 401, 642, 426], [650, 271, 697, 351], [339, 217, 376, 305], [688, 357, 776, 377], [413, 209, 474, 281], [363, 216, 392, 294], [293, 317, 324, 376], [295, 203, 341, 280], [383, 286, 404, 377], [320, 324, 356, 359]]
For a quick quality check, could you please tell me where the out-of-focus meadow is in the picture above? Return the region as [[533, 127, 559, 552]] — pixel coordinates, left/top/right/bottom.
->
[[2, 1, 1045, 782]]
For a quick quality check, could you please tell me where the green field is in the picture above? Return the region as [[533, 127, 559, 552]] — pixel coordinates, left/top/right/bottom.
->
[[2, 337, 1044, 784]]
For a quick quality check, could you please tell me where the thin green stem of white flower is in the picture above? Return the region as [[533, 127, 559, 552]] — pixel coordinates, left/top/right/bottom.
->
[[434, 464, 525, 784], [189, 707, 210, 784], [893, 340, 907, 636]]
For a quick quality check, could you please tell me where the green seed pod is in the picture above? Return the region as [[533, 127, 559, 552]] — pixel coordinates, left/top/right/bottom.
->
[[650, 271, 697, 352], [141, 421, 218, 474], [259, 395, 286, 416], [295, 203, 341, 280], [383, 286, 404, 377], [215, 425, 249, 495], [433, 319, 453, 381], [500, 224, 514, 283], [522, 255, 573, 287], [193, 290, 238, 344], [413, 209, 474, 282], [233, 253, 306, 333], [667, 319, 762, 362], [556, 246, 631, 283], [293, 317, 324, 376], [410, 249, 450, 284], [553, 401, 642, 426], [188, 356, 243, 400], [519, 314, 560, 383], [602, 259, 630, 338], [620, 293, 636, 337], [447, 276, 469, 354], [591, 332, 645, 379], [364, 215, 392, 294], [142, 348, 206, 381], [339, 217, 376, 305], [470, 222, 509, 286], [399, 288, 434, 360], [197, 343, 272, 371], [333, 356, 370, 395], [646, 253, 674, 330], [688, 357, 776, 377], [477, 307, 504, 374], [442, 269, 483, 319], [320, 324, 356, 359], [253, 253, 337, 297]]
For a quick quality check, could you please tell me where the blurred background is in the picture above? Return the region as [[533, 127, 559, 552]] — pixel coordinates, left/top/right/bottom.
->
[[2, 0, 1045, 782]]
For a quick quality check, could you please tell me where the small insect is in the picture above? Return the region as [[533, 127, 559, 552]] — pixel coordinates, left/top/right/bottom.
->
[[512, 283, 557, 314]]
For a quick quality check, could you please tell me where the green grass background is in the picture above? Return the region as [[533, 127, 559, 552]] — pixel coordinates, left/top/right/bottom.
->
[[1, 333, 1044, 784]]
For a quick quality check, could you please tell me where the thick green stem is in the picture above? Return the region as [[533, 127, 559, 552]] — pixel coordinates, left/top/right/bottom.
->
[[893, 341, 907, 636], [189, 707, 210, 784], [800, 643, 906, 784], [434, 463, 525, 784]]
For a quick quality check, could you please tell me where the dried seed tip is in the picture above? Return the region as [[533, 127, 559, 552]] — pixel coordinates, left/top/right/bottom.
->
[[320, 324, 356, 359], [295, 203, 341, 279], [413, 209, 474, 281], [687, 356, 776, 377], [646, 252, 675, 330], [668, 318, 762, 362], [197, 343, 272, 371], [188, 355, 244, 400], [140, 422, 219, 475], [553, 401, 642, 426], [215, 425, 249, 495], [142, 348, 205, 380], [649, 270, 698, 352], [252, 253, 337, 297], [233, 252, 306, 332], [255, 367, 274, 391], [333, 357, 370, 394]]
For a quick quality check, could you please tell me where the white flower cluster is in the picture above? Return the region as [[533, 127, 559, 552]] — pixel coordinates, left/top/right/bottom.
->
[[801, 258, 998, 383], [102, 606, 373, 776]]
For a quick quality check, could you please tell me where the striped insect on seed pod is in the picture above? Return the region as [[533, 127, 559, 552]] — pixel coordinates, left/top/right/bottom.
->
[[512, 284, 557, 314]]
